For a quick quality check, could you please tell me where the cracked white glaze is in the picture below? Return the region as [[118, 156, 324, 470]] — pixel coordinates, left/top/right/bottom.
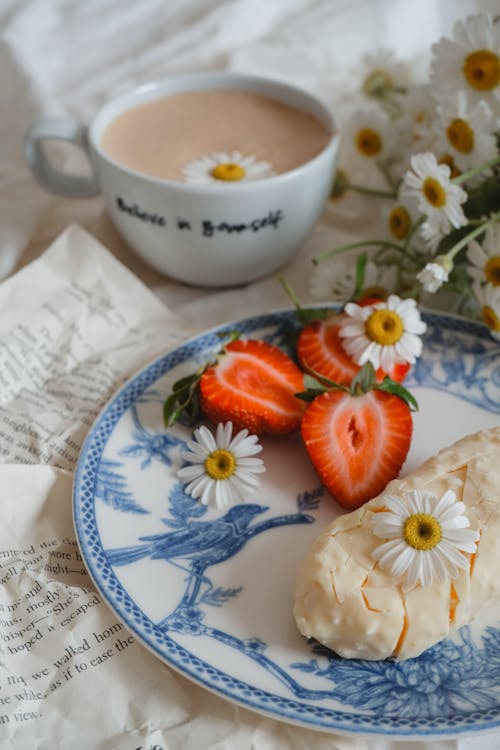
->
[[293, 425, 500, 660]]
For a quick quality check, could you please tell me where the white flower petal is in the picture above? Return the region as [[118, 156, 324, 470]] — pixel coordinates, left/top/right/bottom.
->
[[177, 422, 265, 509], [372, 487, 479, 587], [183, 150, 275, 184]]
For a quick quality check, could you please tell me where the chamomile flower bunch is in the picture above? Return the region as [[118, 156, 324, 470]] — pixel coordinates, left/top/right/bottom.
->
[[321, 13, 500, 343]]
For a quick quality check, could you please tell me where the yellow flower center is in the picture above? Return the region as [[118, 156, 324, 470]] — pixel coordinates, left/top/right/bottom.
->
[[355, 128, 382, 157], [422, 176, 447, 208], [388, 206, 411, 240], [485, 257, 500, 286], [365, 309, 404, 345], [446, 118, 475, 153], [463, 49, 500, 91], [482, 304, 500, 332], [204, 449, 236, 480], [211, 163, 246, 181], [404, 513, 442, 550]]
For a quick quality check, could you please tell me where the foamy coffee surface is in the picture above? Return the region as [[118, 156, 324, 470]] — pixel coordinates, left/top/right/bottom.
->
[[101, 90, 332, 181]]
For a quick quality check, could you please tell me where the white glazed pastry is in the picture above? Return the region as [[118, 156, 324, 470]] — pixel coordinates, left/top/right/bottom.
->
[[293, 425, 500, 661]]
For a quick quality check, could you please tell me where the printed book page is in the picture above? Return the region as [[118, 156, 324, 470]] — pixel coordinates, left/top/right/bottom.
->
[[0, 226, 198, 749]]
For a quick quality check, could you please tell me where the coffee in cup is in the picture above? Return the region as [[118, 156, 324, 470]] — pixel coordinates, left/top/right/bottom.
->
[[24, 73, 340, 288], [100, 89, 332, 183]]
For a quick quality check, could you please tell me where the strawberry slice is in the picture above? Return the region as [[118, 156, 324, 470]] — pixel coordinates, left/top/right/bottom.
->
[[299, 365, 415, 509], [199, 338, 306, 434], [163, 335, 306, 435], [297, 315, 410, 386]]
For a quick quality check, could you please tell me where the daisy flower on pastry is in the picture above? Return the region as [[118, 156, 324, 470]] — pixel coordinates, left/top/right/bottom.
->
[[339, 294, 427, 372], [182, 151, 275, 184], [178, 422, 265, 508], [435, 90, 498, 174], [467, 223, 500, 287], [430, 13, 500, 114], [472, 280, 500, 341], [372, 489, 480, 588], [401, 152, 468, 249]]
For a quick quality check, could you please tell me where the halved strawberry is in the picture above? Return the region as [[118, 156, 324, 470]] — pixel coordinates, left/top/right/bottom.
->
[[164, 336, 306, 435], [200, 339, 306, 434], [299, 365, 415, 509], [297, 314, 410, 386]]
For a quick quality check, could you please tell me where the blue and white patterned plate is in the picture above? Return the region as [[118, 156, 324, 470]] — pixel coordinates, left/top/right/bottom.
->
[[73, 309, 500, 740]]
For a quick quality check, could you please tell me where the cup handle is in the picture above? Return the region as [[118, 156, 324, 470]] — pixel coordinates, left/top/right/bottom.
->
[[24, 118, 100, 198]]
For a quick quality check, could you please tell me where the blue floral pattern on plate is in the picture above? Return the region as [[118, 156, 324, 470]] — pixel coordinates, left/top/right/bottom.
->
[[73, 309, 500, 739]]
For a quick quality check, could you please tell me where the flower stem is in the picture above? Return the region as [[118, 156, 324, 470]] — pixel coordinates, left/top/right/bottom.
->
[[313, 240, 404, 265], [447, 211, 500, 261], [453, 154, 500, 185], [344, 182, 396, 199]]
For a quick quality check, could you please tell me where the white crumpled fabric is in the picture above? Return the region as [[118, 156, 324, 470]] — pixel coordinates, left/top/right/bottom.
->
[[1, 1, 500, 749]]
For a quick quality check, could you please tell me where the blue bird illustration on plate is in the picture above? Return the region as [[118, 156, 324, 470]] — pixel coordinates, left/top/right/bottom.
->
[[107, 498, 313, 616]]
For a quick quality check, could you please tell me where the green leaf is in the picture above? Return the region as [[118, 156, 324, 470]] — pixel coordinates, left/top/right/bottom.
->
[[216, 330, 241, 344], [376, 376, 419, 412], [296, 370, 349, 401], [163, 369, 203, 427], [350, 362, 377, 394], [295, 389, 323, 402], [303, 374, 326, 390]]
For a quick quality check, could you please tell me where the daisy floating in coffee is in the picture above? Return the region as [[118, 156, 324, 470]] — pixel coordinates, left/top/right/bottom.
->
[[182, 151, 275, 184], [177, 422, 265, 509], [371, 489, 480, 588]]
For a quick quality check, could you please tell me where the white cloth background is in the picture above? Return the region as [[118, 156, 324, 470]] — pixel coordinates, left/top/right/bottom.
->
[[1, 1, 500, 748]]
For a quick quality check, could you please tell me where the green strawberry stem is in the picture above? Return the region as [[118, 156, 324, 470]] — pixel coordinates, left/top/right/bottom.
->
[[296, 362, 419, 411]]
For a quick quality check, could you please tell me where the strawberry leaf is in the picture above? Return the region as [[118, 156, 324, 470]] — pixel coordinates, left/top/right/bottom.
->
[[376, 376, 419, 412], [163, 369, 203, 427], [163, 331, 245, 427], [295, 371, 349, 401], [351, 362, 377, 394], [216, 330, 241, 344]]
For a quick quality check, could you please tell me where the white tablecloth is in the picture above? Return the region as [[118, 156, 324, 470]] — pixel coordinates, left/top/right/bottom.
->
[[1, 1, 499, 748]]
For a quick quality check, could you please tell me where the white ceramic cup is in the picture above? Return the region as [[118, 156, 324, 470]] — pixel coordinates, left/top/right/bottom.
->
[[24, 72, 340, 288]]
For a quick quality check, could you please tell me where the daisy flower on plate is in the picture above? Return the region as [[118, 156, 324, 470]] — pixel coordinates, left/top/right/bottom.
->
[[183, 151, 275, 184], [472, 280, 500, 341], [467, 223, 500, 287], [339, 294, 427, 372], [435, 90, 498, 173], [309, 255, 398, 303], [430, 13, 500, 114], [372, 489, 480, 588], [177, 422, 265, 509], [401, 152, 468, 249]]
